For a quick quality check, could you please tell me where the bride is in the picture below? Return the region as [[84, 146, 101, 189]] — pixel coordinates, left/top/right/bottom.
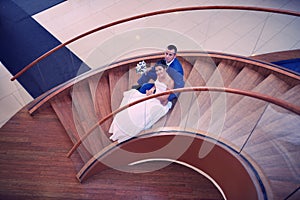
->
[[109, 63, 174, 143]]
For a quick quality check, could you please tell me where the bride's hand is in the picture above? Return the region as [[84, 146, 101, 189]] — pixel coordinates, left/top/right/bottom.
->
[[146, 90, 152, 96], [157, 94, 168, 105], [146, 87, 155, 96]]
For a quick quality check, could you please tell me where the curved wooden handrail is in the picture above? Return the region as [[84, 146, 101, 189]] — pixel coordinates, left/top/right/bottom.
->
[[76, 130, 266, 199], [26, 53, 164, 114], [66, 86, 300, 157], [26, 51, 300, 115], [11, 6, 300, 81], [179, 51, 300, 81]]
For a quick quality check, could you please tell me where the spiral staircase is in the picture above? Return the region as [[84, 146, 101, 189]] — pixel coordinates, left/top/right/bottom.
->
[[14, 50, 297, 200], [1, 5, 300, 200]]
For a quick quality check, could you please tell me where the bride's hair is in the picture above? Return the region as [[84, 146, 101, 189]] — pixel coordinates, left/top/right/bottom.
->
[[154, 63, 168, 69]]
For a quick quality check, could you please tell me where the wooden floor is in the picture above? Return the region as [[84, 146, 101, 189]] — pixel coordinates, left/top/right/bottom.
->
[[0, 104, 223, 200]]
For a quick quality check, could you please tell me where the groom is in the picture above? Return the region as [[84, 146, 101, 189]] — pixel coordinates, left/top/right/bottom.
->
[[136, 44, 184, 103]]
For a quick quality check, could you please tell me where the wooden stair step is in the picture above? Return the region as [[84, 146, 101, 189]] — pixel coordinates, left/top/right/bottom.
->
[[177, 56, 193, 82], [50, 93, 91, 163], [270, 181, 299, 200], [193, 79, 299, 199], [152, 57, 194, 129], [108, 65, 129, 111], [166, 57, 216, 128], [225, 74, 290, 137], [183, 59, 241, 130], [241, 84, 300, 157], [214, 60, 244, 87], [197, 66, 265, 132], [240, 86, 300, 200], [163, 58, 215, 128], [225, 66, 266, 110], [128, 63, 140, 89], [107, 56, 194, 134], [196, 59, 241, 113], [88, 72, 112, 147], [197, 74, 291, 152], [183, 57, 216, 87], [71, 80, 108, 155], [277, 84, 300, 106], [244, 139, 299, 161]]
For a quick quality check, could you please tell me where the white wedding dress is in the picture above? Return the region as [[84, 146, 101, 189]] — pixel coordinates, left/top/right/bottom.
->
[[109, 80, 172, 143]]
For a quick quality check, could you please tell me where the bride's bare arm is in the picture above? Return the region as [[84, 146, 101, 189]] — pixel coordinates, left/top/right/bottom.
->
[[158, 96, 169, 106], [157, 87, 172, 106]]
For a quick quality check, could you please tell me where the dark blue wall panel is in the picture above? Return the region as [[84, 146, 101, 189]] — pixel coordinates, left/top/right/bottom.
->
[[0, 0, 90, 98], [272, 58, 300, 74]]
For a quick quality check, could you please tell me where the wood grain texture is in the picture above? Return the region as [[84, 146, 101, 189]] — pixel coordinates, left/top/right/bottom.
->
[[164, 57, 215, 129], [241, 85, 300, 200], [50, 94, 92, 163], [185, 59, 240, 131], [197, 66, 265, 132], [0, 106, 223, 199], [109, 65, 129, 111], [5, 50, 300, 199], [89, 72, 112, 146], [25, 51, 300, 115]]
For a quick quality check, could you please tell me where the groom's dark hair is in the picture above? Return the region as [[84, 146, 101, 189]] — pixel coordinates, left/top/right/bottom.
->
[[167, 44, 177, 54]]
